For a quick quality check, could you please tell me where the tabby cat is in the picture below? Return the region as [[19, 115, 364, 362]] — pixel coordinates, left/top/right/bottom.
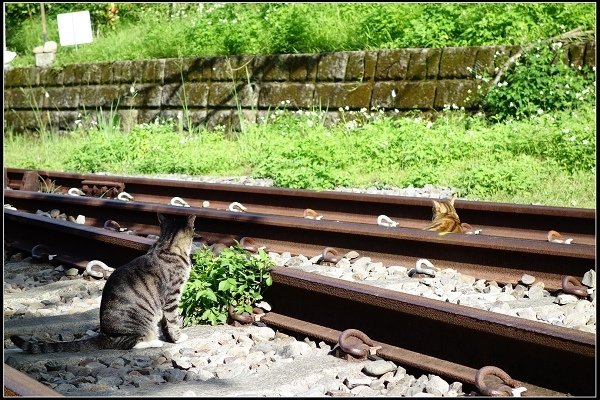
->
[[10, 213, 196, 353], [423, 196, 465, 234]]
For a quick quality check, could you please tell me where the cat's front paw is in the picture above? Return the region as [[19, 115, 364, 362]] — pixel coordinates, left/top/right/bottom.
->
[[175, 333, 188, 344]]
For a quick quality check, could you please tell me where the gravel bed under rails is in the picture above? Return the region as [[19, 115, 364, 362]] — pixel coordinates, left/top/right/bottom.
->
[[3, 178, 596, 397]]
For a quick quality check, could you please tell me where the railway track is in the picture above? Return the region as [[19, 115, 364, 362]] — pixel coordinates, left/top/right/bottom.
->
[[4, 187, 594, 292], [5, 168, 596, 245], [3, 185, 596, 396]]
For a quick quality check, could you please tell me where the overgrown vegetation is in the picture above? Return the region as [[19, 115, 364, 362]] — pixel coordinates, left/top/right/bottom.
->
[[481, 40, 596, 121], [5, 3, 595, 67], [4, 104, 596, 208], [180, 244, 273, 326]]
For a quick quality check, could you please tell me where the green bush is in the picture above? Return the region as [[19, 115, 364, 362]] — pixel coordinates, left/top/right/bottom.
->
[[481, 41, 595, 121], [180, 244, 273, 326]]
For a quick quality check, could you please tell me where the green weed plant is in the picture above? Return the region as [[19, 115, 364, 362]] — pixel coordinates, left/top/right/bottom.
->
[[180, 244, 274, 326]]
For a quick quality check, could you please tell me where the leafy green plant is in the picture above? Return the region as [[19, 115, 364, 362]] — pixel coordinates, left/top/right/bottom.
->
[[481, 40, 595, 121], [6, 3, 595, 68], [180, 244, 274, 326]]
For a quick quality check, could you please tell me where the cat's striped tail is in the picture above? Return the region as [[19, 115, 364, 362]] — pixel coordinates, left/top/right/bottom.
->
[[10, 334, 114, 354]]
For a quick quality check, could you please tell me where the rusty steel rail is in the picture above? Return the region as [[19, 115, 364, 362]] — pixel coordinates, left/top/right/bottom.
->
[[261, 314, 567, 397], [4, 363, 62, 397], [4, 190, 595, 292], [3, 209, 594, 396], [4, 167, 596, 245]]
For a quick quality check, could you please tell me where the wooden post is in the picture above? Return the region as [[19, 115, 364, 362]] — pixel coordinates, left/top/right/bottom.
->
[[40, 2, 48, 43]]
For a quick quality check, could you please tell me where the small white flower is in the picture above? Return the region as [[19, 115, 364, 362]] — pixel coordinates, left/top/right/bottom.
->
[[130, 86, 136, 94], [509, 102, 515, 108], [286, 99, 291, 104], [394, 109, 399, 113], [537, 109, 544, 115], [391, 89, 396, 98], [44, 91, 49, 98], [426, 121, 433, 129], [494, 67, 499, 72], [569, 135, 576, 142], [345, 105, 349, 110], [562, 128, 570, 134], [306, 119, 314, 128], [582, 139, 589, 145]]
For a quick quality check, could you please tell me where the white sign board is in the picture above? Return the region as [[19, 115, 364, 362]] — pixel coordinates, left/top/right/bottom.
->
[[57, 11, 93, 46]]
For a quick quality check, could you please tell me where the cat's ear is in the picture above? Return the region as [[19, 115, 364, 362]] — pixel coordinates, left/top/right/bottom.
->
[[186, 214, 196, 227], [432, 200, 441, 210], [449, 196, 456, 206], [157, 213, 167, 225]]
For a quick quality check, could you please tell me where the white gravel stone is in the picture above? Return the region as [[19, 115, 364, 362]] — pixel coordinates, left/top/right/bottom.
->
[[362, 360, 396, 376], [556, 293, 579, 305], [582, 269, 596, 288], [520, 274, 536, 285]]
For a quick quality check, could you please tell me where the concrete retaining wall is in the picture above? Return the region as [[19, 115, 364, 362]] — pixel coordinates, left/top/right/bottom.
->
[[3, 41, 595, 132]]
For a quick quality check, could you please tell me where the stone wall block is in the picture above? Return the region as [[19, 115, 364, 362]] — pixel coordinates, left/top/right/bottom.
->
[[424, 48, 442, 79], [186, 57, 216, 81], [345, 51, 365, 81], [433, 80, 479, 109], [405, 48, 427, 80], [208, 82, 258, 107], [162, 82, 209, 107], [253, 55, 289, 82], [121, 84, 163, 107], [138, 109, 162, 125], [375, 49, 409, 80], [568, 42, 586, 69], [205, 109, 234, 131], [583, 41, 595, 67], [314, 82, 372, 109], [211, 55, 256, 81], [38, 67, 65, 86], [4, 87, 45, 109], [363, 51, 378, 81], [258, 83, 315, 109], [317, 52, 348, 81], [474, 46, 496, 76], [439, 47, 479, 79], [80, 62, 113, 85], [79, 85, 126, 108], [112, 61, 134, 84], [4, 67, 38, 87], [139, 59, 165, 83], [371, 81, 436, 110], [164, 58, 190, 83], [4, 110, 37, 131], [288, 54, 319, 81], [44, 87, 80, 109], [61, 64, 86, 86]]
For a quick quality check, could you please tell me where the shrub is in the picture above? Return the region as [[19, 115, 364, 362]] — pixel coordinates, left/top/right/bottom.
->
[[481, 40, 595, 121], [180, 244, 273, 326]]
